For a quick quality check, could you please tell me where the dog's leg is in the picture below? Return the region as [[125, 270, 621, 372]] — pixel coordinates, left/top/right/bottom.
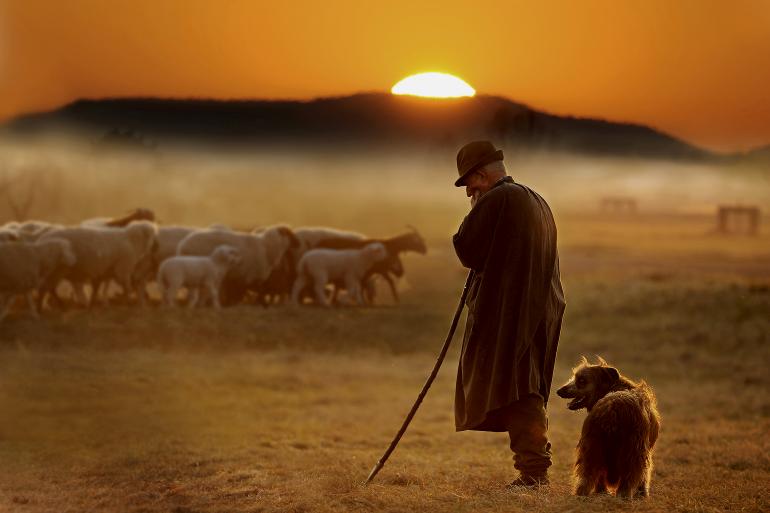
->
[[636, 460, 653, 497], [616, 482, 635, 499], [595, 479, 609, 495], [574, 473, 598, 496]]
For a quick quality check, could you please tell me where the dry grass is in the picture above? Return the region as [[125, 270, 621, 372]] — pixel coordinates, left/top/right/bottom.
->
[[0, 141, 769, 512]]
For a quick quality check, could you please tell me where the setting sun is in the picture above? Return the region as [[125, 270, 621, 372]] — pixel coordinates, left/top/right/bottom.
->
[[391, 72, 476, 98]]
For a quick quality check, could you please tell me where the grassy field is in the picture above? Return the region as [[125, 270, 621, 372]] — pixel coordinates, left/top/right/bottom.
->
[[0, 143, 769, 512]]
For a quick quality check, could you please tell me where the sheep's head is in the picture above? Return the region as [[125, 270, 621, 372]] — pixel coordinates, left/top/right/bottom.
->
[[126, 221, 158, 257], [212, 244, 241, 267], [405, 225, 428, 254], [276, 226, 300, 249], [132, 208, 155, 221], [260, 225, 297, 266]]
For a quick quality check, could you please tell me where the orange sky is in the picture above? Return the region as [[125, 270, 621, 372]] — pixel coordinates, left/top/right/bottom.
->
[[2, 0, 769, 152]]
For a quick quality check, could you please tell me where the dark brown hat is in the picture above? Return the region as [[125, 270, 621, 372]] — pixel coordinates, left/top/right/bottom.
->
[[455, 141, 504, 187]]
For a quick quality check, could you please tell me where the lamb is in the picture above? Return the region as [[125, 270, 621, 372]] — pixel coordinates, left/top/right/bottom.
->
[[291, 242, 388, 307], [157, 245, 241, 308], [315, 226, 427, 303], [251, 226, 366, 304], [177, 225, 298, 305], [129, 225, 197, 302], [38, 221, 157, 307], [0, 238, 77, 321]]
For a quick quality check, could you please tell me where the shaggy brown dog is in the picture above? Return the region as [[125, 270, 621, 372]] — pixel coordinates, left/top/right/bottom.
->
[[556, 357, 660, 498]]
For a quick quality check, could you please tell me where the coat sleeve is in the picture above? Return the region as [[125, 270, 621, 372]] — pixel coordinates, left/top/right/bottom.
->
[[452, 190, 504, 271]]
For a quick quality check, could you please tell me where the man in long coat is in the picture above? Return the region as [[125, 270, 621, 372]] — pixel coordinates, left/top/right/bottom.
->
[[452, 141, 565, 486]]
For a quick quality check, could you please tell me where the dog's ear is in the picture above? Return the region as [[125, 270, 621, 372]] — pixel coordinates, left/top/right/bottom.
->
[[601, 366, 620, 383]]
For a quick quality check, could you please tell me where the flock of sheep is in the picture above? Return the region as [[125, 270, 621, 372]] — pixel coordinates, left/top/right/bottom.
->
[[0, 208, 428, 322]]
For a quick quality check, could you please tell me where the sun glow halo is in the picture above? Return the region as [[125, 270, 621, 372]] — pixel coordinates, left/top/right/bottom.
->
[[391, 72, 475, 98]]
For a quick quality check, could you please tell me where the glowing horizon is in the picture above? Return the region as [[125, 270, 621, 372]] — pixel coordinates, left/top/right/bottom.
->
[[2, 0, 770, 152]]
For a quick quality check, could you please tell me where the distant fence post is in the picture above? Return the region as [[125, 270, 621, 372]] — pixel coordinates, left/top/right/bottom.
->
[[600, 196, 638, 216]]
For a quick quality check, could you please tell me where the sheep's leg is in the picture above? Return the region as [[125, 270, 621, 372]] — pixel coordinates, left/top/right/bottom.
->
[[187, 288, 200, 309], [330, 284, 341, 305], [209, 284, 221, 309], [362, 277, 377, 305], [291, 275, 306, 305], [25, 292, 40, 319], [51, 281, 70, 309], [41, 280, 65, 311], [313, 274, 330, 307], [345, 276, 363, 306], [382, 273, 399, 303], [72, 282, 89, 308], [36, 285, 50, 312], [97, 280, 110, 304], [88, 280, 103, 308], [134, 278, 148, 307], [164, 283, 178, 307], [115, 276, 133, 306]]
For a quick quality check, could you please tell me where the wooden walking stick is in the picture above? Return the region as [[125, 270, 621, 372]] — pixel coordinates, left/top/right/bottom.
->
[[364, 269, 475, 485]]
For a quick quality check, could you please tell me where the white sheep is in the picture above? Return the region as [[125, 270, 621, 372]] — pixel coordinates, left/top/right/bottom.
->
[[291, 242, 388, 307], [157, 244, 241, 308], [38, 221, 157, 307], [177, 225, 298, 304], [130, 225, 197, 300], [260, 226, 366, 303], [0, 238, 77, 321], [292, 226, 366, 256], [2, 220, 63, 242]]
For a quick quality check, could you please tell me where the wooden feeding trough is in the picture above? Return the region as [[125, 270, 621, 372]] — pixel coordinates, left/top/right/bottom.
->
[[716, 205, 760, 236]]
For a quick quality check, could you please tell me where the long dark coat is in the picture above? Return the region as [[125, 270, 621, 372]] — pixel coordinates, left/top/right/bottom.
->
[[453, 177, 565, 432]]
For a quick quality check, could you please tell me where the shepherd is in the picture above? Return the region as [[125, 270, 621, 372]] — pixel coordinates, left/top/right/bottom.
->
[[453, 141, 566, 487]]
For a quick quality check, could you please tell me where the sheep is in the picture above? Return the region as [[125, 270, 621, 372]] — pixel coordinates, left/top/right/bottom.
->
[[177, 225, 298, 305], [128, 225, 197, 302], [247, 227, 367, 304], [315, 226, 426, 303], [37, 221, 157, 308], [0, 238, 77, 321], [292, 227, 366, 255], [0, 229, 19, 242], [81, 208, 156, 227], [157, 245, 241, 309], [291, 242, 388, 307], [2, 220, 64, 242]]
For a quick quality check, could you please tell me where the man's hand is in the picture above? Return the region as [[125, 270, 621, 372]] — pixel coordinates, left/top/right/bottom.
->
[[470, 190, 481, 209]]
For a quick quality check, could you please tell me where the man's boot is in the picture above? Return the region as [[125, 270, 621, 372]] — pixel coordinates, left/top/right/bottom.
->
[[507, 472, 549, 488]]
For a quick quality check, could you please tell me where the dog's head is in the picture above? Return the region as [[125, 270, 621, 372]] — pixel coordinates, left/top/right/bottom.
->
[[556, 356, 620, 411]]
